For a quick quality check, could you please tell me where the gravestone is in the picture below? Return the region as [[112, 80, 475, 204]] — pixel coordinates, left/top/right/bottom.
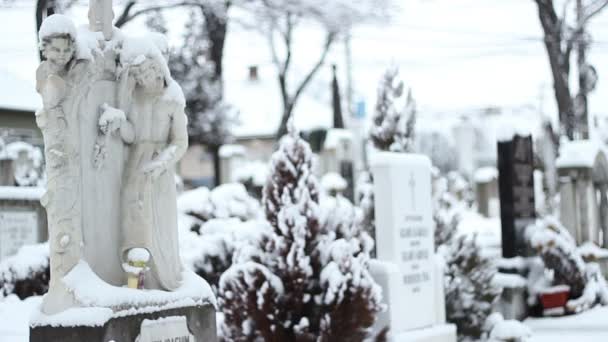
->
[[497, 135, 536, 258], [556, 140, 608, 246], [370, 152, 456, 341], [474, 167, 499, 218], [0, 186, 47, 261]]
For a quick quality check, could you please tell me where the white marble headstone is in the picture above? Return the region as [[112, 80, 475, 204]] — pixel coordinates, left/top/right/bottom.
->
[[136, 316, 195, 342], [0, 211, 38, 260], [371, 152, 435, 331]]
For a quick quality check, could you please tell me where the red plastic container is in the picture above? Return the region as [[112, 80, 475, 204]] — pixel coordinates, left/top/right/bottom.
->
[[539, 286, 570, 309]]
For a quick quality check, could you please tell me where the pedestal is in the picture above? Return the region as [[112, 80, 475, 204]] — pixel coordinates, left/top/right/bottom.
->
[[30, 304, 216, 342], [30, 261, 217, 341]]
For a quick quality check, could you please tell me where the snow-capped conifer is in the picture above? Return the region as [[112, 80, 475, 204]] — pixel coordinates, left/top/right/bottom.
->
[[219, 121, 382, 341], [370, 68, 416, 153], [445, 235, 501, 341]]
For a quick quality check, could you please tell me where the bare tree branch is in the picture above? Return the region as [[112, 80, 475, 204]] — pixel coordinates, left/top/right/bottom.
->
[[291, 32, 335, 106], [582, 0, 608, 24], [114, 1, 202, 27]]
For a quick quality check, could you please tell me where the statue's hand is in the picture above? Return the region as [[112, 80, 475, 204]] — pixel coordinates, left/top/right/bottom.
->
[[141, 160, 166, 179], [98, 103, 126, 135]]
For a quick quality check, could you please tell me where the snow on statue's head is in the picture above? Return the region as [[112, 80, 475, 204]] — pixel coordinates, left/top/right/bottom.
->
[[121, 36, 171, 94], [147, 32, 170, 62], [38, 14, 77, 70]]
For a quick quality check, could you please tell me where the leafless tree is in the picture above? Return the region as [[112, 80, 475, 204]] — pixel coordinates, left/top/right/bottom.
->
[[534, 0, 607, 140], [239, 0, 394, 139]]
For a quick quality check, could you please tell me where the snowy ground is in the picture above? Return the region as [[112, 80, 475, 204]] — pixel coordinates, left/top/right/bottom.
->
[[1, 294, 607, 341], [526, 306, 608, 342]]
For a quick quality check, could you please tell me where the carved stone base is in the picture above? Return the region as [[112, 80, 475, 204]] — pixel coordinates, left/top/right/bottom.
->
[[30, 304, 216, 342]]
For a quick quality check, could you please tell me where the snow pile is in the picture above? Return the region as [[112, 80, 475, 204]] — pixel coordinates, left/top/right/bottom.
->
[[120, 36, 171, 82], [474, 166, 498, 183], [486, 312, 532, 341], [179, 218, 271, 291], [556, 139, 605, 169], [492, 273, 527, 289], [0, 243, 49, 298], [232, 160, 268, 187], [495, 120, 533, 142], [38, 14, 76, 44], [577, 242, 608, 261], [57, 261, 215, 312], [177, 183, 262, 229], [320, 172, 347, 194]]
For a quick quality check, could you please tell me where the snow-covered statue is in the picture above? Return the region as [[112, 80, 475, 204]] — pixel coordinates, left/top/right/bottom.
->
[[32, 5, 213, 327], [35, 14, 87, 313], [118, 38, 188, 291]]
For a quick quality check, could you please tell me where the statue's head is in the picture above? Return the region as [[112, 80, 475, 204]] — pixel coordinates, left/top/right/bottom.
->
[[121, 36, 172, 94], [131, 58, 167, 94], [41, 34, 76, 69], [39, 14, 77, 70]]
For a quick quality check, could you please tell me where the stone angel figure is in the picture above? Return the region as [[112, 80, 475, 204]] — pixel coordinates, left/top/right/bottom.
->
[[114, 38, 189, 291]]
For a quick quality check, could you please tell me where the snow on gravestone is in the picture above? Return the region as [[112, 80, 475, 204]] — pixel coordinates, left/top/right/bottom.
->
[[371, 152, 435, 331], [0, 211, 38, 260], [136, 316, 195, 342]]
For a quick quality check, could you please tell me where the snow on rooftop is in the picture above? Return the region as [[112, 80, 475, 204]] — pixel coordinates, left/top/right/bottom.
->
[[556, 140, 606, 169], [323, 129, 353, 150], [219, 144, 246, 158]]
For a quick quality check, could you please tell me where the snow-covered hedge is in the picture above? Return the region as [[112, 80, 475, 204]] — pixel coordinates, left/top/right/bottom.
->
[[0, 243, 49, 299], [179, 217, 271, 293], [529, 217, 608, 313], [177, 183, 262, 232]]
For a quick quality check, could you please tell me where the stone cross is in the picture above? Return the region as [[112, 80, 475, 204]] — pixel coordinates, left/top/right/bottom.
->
[[408, 172, 416, 211], [89, 0, 114, 41]]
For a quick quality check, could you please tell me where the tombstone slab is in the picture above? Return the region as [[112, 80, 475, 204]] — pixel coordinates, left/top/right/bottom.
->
[[0, 186, 47, 261], [370, 152, 456, 341], [497, 135, 536, 258]]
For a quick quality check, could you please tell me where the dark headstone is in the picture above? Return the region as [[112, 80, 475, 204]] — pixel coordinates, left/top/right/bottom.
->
[[30, 304, 216, 342], [307, 129, 328, 153], [497, 135, 536, 258]]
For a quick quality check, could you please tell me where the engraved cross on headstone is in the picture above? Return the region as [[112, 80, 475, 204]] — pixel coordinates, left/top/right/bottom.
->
[[88, 0, 114, 41], [408, 172, 416, 211]]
